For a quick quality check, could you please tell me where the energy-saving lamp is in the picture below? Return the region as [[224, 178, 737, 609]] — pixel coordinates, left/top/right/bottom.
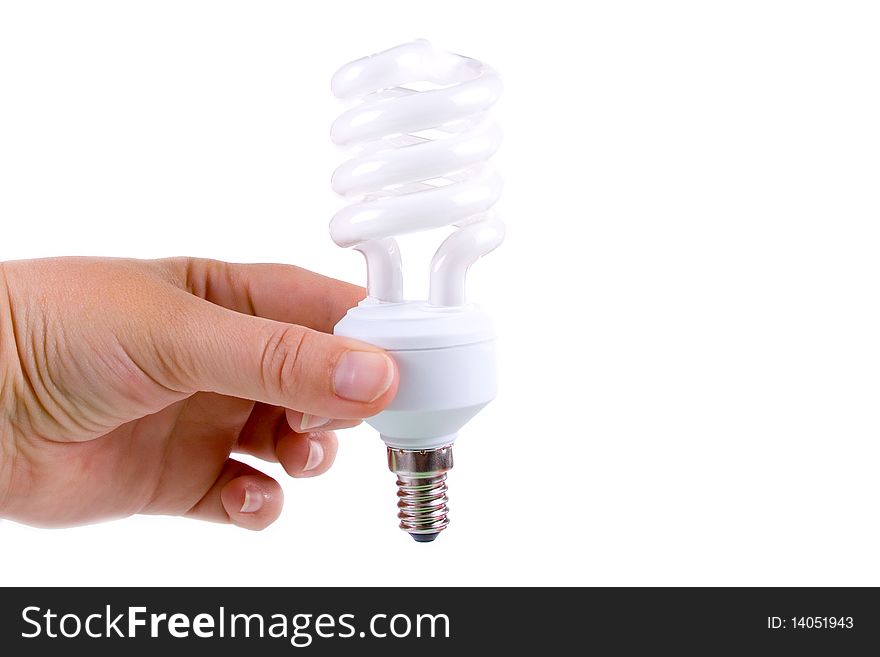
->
[[330, 40, 504, 541]]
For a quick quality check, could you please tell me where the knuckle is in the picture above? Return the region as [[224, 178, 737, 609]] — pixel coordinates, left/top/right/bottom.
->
[[259, 325, 308, 400], [154, 256, 190, 285]]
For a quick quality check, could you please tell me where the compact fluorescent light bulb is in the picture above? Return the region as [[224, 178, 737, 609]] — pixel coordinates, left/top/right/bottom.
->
[[330, 40, 504, 541]]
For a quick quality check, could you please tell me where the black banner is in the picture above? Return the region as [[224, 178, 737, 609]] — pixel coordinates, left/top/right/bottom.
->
[[0, 587, 876, 654]]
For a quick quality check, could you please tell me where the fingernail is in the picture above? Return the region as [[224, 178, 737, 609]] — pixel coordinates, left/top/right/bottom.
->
[[300, 413, 331, 432], [240, 486, 265, 514], [333, 351, 394, 403], [303, 439, 325, 473]]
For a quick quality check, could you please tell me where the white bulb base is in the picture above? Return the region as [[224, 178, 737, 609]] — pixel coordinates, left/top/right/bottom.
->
[[335, 300, 497, 451]]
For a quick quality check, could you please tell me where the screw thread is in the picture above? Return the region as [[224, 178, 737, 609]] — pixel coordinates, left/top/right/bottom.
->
[[387, 444, 454, 541], [395, 473, 450, 535]]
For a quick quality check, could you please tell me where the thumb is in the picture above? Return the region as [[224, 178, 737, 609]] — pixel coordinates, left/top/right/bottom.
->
[[144, 292, 397, 419]]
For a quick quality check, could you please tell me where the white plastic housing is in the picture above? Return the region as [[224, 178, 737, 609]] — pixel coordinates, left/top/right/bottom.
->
[[334, 301, 497, 450]]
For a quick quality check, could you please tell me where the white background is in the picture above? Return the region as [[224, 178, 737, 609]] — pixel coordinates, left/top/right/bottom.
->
[[1, 1, 878, 586]]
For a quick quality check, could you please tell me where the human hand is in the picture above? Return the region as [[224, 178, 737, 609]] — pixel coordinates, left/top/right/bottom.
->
[[0, 257, 398, 529]]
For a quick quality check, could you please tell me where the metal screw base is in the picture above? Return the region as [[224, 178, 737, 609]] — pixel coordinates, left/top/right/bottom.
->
[[387, 444, 454, 542]]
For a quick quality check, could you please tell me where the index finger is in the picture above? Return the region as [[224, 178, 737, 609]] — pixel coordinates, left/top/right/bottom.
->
[[160, 257, 365, 333]]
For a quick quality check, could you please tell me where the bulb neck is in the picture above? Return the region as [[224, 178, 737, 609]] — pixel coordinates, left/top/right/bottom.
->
[[387, 443, 455, 474]]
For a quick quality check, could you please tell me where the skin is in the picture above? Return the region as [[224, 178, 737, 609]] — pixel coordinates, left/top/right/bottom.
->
[[0, 257, 399, 530]]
